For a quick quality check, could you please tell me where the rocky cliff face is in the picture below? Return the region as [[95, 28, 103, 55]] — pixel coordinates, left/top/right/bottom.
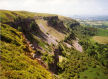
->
[[70, 22, 80, 29], [44, 16, 68, 33], [0, 10, 83, 79], [5, 16, 49, 41]]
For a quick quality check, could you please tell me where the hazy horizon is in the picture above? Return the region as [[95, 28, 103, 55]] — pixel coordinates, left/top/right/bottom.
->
[[0, 0, 108, 17]]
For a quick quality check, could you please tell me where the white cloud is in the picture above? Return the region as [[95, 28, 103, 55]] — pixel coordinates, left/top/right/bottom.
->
[[0, 0, 108, 16]]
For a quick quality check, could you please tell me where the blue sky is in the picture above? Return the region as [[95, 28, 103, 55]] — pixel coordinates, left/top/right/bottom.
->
[[0, 0, 108, 16]]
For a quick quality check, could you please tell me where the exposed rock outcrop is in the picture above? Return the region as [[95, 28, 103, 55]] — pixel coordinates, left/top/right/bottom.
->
[[72, 39, 83, 52], [70, 22, 80, 28], [44, 16, 68, 33], [5, 17, 48, 40]]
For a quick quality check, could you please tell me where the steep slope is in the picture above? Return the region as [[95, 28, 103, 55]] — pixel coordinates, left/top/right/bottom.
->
[[0, 10, 108, 79], [0, 23, 53, 79], [0, 10, 83, 78]]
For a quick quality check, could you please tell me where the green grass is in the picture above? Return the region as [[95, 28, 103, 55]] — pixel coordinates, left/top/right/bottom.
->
[[0, 10, 16, 22], [96, 29, 108, 36], [79, 67, 108, 79], [0, 10, 58, 23], [0, 23, 53, 79], [57, 43, 106, 79], [0, 10, 36, 22]]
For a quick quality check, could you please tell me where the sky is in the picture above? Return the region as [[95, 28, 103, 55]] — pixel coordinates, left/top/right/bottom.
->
[[0, 0, 108, 16]]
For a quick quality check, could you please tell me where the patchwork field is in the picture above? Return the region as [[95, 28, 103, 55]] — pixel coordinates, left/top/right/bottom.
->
[[96, 29, 108, 36], [92, 36, 108, 44]]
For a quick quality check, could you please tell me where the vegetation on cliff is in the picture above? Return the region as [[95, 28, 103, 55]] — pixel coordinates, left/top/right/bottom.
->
[[0, 10, 108, 79]]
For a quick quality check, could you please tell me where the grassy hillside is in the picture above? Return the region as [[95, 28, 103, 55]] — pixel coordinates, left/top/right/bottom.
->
[[0, 10, 108, 79], [0, 10, 70, 79], [0, 10, 58, 23], [0, 23, 53, 79]]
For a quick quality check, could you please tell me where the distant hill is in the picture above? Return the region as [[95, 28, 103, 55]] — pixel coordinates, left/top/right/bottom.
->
[[71, 15, 108, 21]]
